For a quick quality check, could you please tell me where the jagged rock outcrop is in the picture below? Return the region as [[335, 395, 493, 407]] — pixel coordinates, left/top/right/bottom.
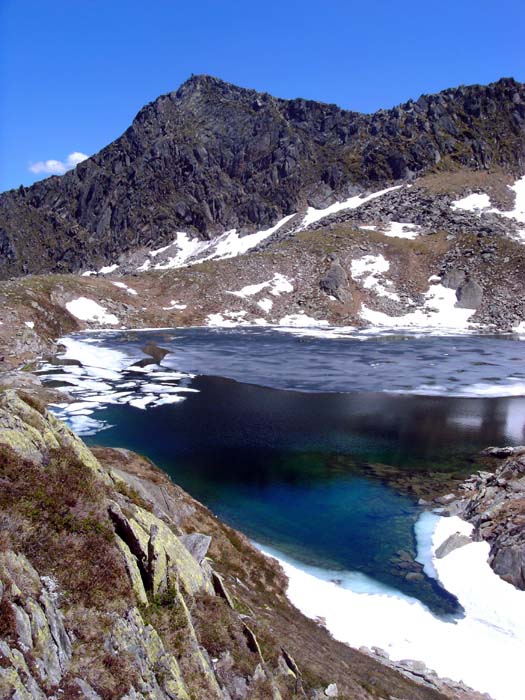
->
[[0, 75, 524, 278], [456, 447, 525, 589]]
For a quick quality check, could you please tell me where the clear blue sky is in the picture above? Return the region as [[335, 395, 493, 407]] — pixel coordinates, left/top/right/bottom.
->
[[1, 0, 523, 192]]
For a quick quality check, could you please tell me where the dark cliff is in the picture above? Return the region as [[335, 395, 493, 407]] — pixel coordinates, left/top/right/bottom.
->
[[1, 75, 524, 278]]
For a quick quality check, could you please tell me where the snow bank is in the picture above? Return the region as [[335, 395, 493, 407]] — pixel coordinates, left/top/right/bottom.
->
[[300, 186, 401, 228], [351, 254, 400, 301], [260, 512, 525, 700], [65, 298, 119, 325], [361, 283, 476, 333], [139, 214, 296, 272], [227, 273, 293, 299]]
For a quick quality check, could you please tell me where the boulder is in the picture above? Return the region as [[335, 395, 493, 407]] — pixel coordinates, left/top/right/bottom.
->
[[441, 268, 466, 290], [435, 532, 472, 559], [455, 279, 483, 309], [180, 533, 212, 563], [319, 260, 351, 303]]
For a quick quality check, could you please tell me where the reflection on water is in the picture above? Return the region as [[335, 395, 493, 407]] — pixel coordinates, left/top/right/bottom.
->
[[41, 328, 525, 617], [84, 375, 525, 616]]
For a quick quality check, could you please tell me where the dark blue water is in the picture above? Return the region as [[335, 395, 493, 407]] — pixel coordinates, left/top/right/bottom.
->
[[41, 328, 525, 617]]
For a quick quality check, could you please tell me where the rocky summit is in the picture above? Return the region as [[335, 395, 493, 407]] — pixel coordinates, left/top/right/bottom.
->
[[0, 75, 524, 278]]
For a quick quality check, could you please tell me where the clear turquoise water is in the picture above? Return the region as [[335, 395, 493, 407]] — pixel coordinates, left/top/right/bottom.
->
[[42, 329, 525, 617]]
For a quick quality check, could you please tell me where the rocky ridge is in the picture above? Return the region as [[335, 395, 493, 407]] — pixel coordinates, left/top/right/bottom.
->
[[0, 76, 524, 278]]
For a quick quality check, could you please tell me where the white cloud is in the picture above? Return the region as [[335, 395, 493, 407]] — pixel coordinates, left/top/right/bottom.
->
[[29, 151, 89, 175]]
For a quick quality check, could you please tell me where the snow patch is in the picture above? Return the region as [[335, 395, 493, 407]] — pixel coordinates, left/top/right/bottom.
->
[[24, 321, 35, 329], [112, 281, 138, 296], [162, 300, 188, 311], [451, 177, 525, 242], [351, 255, 400, 301], [361, 283, 475, 333], [451, 193, 492, 212], [260, 513, 525, 700], [139, 214, 296, 272], [360, 222, 420, 239], [98, 264, 119, 275], [206, 311, 248, 327], [257, 298, 273, 313], [300, 186, 401, 229], [228, 273, 293, 299], [65, 298, 119, 325]]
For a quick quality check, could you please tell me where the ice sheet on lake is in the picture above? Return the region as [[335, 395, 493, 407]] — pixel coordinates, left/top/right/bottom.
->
[[39, 335, 198, 429]]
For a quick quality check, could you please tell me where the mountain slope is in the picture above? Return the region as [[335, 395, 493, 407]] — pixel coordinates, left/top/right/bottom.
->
[[0, 75, 524, 279]]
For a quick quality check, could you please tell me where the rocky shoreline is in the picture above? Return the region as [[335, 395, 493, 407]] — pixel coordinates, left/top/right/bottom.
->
[[450, 446, 525, 590], [0, 356, 524, 700], [0, 381, 492, 700]]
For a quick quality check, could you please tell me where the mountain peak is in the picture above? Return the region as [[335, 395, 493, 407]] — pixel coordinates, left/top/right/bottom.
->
[[0, 76, 524, 279]]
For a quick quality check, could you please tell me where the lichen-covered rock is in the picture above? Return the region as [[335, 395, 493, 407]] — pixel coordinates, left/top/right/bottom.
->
[[0, 552, 71, 696], [0, 390, 103, 476], [106, 607, 190, 700]]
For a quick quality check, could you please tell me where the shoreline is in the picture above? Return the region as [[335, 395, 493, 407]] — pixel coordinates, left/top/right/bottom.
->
[[256, 512, 525, 700]]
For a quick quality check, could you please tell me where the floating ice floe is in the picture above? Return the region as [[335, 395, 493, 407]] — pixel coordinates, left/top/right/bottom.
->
[[65, 298, 119, 325], [259, 512, 525, 700], [38, 335, 198, 432]]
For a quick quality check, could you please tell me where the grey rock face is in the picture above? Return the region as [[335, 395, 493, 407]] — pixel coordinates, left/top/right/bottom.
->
[[456, 451, 525, 589], [0, 75, 524, 279], [441, 268, 466, 290], [456, 279, 483, 309], [180, 533, 212, 563], [435, 533, 472, 559], [319, 260, 351, 302]]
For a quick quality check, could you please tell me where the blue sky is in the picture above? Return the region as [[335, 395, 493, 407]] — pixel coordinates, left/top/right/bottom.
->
[[1, 0, 523, 192]]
